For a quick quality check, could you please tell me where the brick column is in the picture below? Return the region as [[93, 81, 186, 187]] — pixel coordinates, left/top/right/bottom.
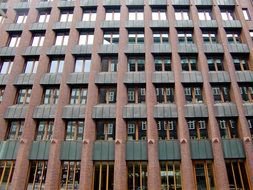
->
[[10, 0, 49, 188], [144, 1, 161, 189], [189, 1, 230, 188], [0, 0, 24, 140], [213, 0, 253, 187], [79, 1, 104, 189], [44, 0, 80, 188], [113, 1, 128, 189], [167, 1, 195, 189]]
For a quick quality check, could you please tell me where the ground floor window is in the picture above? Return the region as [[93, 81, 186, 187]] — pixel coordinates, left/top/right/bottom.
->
[[93, 162, 114, 190], [0, 161, 15, 189], [60, 161, 80, 190], [226, 160, 250, 189], [193, 161, 215, 190], [27, 161, 47, 190], [127, 162, 148, 190], [160, 161, 181, 190]]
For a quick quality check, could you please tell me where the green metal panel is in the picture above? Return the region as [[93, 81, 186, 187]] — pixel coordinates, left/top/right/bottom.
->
[[0, 141, 9, 160], [158, 141, 166, 160], [60, 141, 70, 160], [134, 142, 142, 160], [5, 141, 17, 160], [158, 140, 181, 160], [93, 141, 102, 160], [75, 142, 82, 160], [60, 141, 82, 160], [126, 141, 147, 161], [69, 142, 77, 160], [190, 140, 213, 160], [108, 141, 115, 161], [29, 141, 39, 160], [101, 142, 109, 160], [93, 141, 115, 161], [141, 141, 147, 160], [222, 139, 245, 159], [29, 141, 50, 160], [37, 142, 46, 159], [126, 141, 134, 160]]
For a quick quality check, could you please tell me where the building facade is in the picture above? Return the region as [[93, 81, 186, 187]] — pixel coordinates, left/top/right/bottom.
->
[[0, 0, 253, 189]]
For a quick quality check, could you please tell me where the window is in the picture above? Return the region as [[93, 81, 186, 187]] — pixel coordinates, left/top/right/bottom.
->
[[70, 88, 87, 104], [160, 161, 181, 189], [103, 32, 119, 44], [0, 161, 15, 189], [175, 10, 189, 20], [38, 11, 50, 23], [55, 32, 69, 46], [43, 88, 59, 104], [24, 59, 39, 74], [0, 87, 4, 103], [31, 33, 45, 46], [16, 11, 28, 23], [96, 121, 115, 140], [184, 86, 203, 103], [82, 9, 96, 21], [127, 87, 145, 103], [93, 162, 114, 190], [193, 161, 215, 189], [212, 86, 230, 103], [27, 161, 47, 190], [16, 88, 32, 104], [198, 10, 212, 20], [8, 35, 21, 47], [128, 32, 144, 44], [157, 120, 177, 140], [78, 32, 94, 45], [226, 32, 241, 43], [128, 57, 145, 72], [156, 87, 174, 103], [6, 121, 24, 140], [61, 161, 80, 190], [152, 9, 167, 20], [127, 162, 147, 190], [187, 120, 207, 139], [221, 10, 234, 20], [178, 32, 193, 43], [59, 10, 73, 22], [181, 56, 197, 71], [0, 59, 13, 74], [154, 56, 171, 71], [153, 32, 169, 43], [49, 59, 64, 73], [226, 160, 250, 189], [250, 30, 253, 40], [239, 85, 253, 102], [0, 15, 5, 24], [99, 87, 117, 103], [127, 120, 147, 140], [233, 57, 249, 71], [101, 57, 117, 72], [105, 9, 120, 20], [36, 121, 54, 141], [218, 119, 238, 139], [66, 120, 84, 140], [242, 9, 250, 21], [247, 118, 253, 138], [207, 57, 223, 71], [202, 31, 217, 43], [129, 9, 144, 20], [74, 58, 91, 72]]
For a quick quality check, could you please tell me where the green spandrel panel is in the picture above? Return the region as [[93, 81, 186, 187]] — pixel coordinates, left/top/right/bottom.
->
[[93, 141, 102, 160], [0, 141, 8, 160], [222, 139, 245, 159], [5, 141, 16, 160], [140, 141, 147, 160], [108, 141, 115, 161], [75, 142, 82, 160], [60, 141, 70, 160]]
